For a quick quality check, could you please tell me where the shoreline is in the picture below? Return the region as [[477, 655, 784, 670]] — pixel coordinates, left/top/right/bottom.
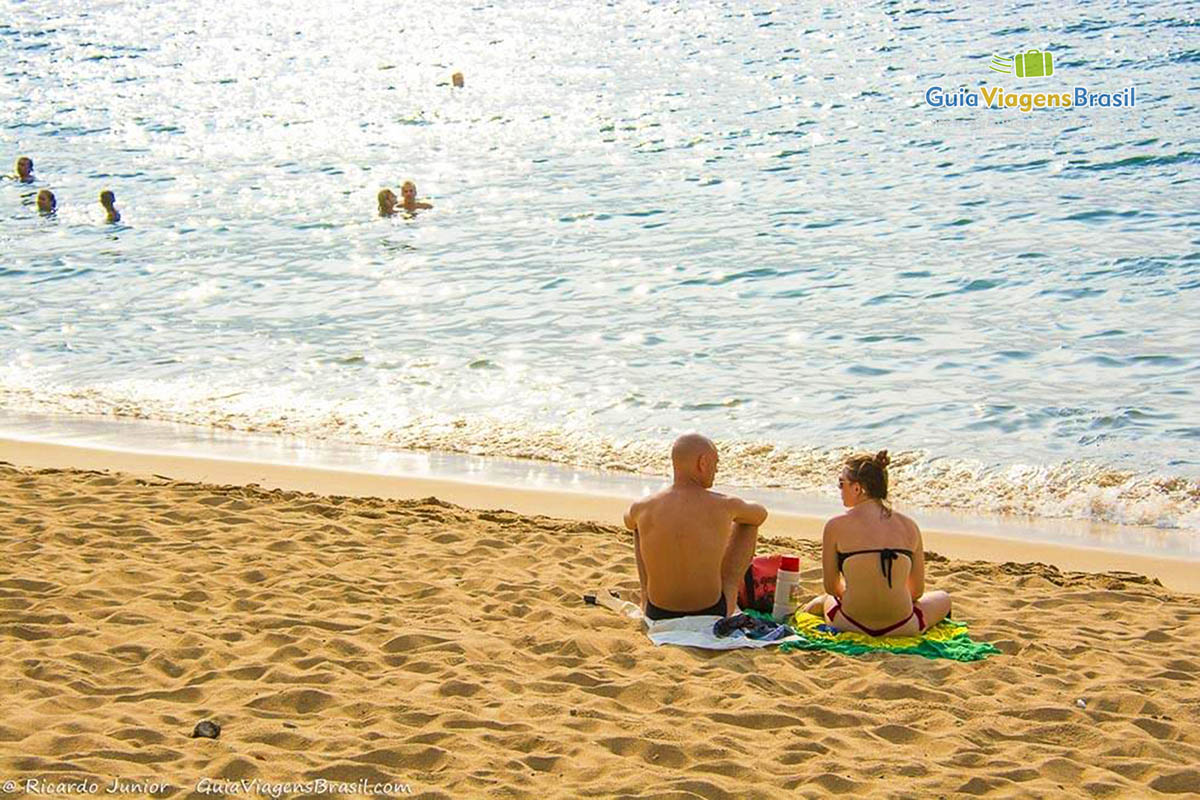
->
[[2, 422, 1197, 594], [2, 391, 1196, 535]]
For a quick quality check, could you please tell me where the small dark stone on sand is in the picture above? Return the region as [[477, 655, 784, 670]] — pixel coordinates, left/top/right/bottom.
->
[[192, 720, 221, 739]]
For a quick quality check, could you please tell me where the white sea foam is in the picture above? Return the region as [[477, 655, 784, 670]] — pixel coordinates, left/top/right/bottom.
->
[[1, 374, 1196, 534]]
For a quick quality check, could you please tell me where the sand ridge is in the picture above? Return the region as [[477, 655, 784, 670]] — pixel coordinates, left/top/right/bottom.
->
[[0, 463, 1198, 798]]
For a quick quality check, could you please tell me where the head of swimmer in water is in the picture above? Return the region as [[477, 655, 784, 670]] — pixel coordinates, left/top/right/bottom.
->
[[671, 433, 719, 489], [451, 71, 464, 88], [36, 189, 56, 214], [100, 189, 120, 222], [839, 450, 891, 514], [400, 181, 418, 206], [15, 156, 33, 182], [378, 188, 398, 216]]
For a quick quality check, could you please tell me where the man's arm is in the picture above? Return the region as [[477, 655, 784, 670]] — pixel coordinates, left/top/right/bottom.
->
[[622, 500, 639, 533], [624, 501, 649, 608], [730, 497, 768, 528], [721, 497, 766, 615]]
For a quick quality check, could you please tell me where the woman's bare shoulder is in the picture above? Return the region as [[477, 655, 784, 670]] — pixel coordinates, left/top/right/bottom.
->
[[823, 512, 854, 541], [891, 510, 921, 539], [825, 511, 854, 528]]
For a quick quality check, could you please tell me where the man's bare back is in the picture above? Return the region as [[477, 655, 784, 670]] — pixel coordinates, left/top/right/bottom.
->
[[624, 434, 767, 619]]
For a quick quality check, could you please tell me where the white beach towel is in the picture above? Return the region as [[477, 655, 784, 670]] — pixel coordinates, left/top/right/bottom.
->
[[643, 615, 800, 650]]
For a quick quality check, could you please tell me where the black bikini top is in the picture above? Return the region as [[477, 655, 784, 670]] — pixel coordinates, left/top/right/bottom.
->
[[836, 548, 914, 588]]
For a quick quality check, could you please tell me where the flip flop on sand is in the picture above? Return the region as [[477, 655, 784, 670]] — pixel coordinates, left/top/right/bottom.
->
[[583, 588, 644, 620]]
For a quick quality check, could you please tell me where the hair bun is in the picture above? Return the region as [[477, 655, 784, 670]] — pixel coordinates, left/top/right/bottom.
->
[[873, 450, 890, 469]]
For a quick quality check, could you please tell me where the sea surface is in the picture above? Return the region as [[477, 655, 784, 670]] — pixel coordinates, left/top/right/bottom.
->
[[2, 1, 1198, 531]]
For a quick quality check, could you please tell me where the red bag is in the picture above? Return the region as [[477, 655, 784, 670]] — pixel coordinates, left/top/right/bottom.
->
[[738, 554, 782, 613]]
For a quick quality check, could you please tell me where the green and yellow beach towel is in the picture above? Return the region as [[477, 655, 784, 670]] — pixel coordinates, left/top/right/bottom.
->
[[748, 610, 1000, 662]]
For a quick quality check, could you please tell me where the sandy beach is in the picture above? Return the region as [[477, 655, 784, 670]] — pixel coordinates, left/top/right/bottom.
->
[[1, 458, 1198, 799]]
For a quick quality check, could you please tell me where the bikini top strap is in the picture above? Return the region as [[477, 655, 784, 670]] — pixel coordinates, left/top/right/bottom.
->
[[836, 548, 915, 588], [879, 549, 898, 588]]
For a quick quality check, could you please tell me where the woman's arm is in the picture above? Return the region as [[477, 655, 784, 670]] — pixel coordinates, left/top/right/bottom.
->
[[908, 519, 926, 600], [822, 520, 843, 598]]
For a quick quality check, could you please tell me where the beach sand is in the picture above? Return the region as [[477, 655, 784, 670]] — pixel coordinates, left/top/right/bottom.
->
[[1, 461, 1199, 799]]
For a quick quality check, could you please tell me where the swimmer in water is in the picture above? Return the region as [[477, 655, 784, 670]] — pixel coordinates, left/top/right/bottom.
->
[[400, 181, 432, 213], [451, 71, 464, 88], [13, 156, 34, 182], [36, 189, 56, 214], [100, 189, 121, 223], [378, 188, 400, 217]]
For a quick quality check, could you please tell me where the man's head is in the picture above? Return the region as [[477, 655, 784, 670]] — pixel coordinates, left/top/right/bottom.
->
[[451, 71, 464, 88], [401, 181, 417, 205], [671, 433, 718, 488], [15, 156, 33, 181], [36, 189, 56, 214], [99, 189, 116, 208]]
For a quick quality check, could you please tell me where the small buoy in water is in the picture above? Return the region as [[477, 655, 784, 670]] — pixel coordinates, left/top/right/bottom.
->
[[192, 720, 221, 739]]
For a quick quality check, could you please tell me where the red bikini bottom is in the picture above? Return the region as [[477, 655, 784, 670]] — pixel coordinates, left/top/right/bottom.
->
[[827, 600, 926, 637]]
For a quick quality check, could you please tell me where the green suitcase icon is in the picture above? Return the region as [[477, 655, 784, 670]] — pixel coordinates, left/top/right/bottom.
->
[[1014, 49, 1053, 78]]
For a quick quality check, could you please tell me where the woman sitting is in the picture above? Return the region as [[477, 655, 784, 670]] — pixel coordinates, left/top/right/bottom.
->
[[803, 450, 951, 636]]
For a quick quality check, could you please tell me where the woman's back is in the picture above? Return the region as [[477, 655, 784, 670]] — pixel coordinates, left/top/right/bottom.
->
[[833, 507, 919, 629]]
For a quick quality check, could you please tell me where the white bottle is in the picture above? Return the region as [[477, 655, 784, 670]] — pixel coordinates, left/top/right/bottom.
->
[[772, 555, 802, 622]]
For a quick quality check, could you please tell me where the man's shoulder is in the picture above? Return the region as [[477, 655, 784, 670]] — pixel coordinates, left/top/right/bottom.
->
[[706, 489, 759, 509], [636, 486, 732, 512], [696, 488, 726, 501], [627, 488, 667, 516], [684, 490, 761, 524], [634, 487, 673, 504]]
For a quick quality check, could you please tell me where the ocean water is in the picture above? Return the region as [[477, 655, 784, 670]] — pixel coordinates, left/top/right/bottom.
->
[[2, 1, 1199, 531]]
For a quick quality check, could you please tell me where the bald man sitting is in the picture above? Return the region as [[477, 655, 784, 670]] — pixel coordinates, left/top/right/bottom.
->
[[623, 434, 767, 620]]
